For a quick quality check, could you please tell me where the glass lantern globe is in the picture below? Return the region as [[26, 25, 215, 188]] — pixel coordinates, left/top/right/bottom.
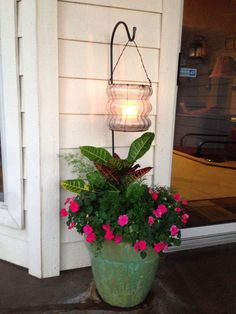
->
[[107, 84, 152, 132]]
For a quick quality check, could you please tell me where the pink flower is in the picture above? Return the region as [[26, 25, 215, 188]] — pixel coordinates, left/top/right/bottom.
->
[[148, 216, 154, 225], [60, 208, 68, 217], [114, 234, 122, 244], [181, 213, 189, 224], [148, 188, 158, 201], [64, 197, 72, 205], [118, 214, 128, 227], [182, 199, 188, 206], [173, 193, 182, 202], [86, 232, 96, 243], [153, 204, 168, 218], [174, 207, 182, 213], [134, 240, 147, 251], [104, 230, 115, 240], [68, 222, 76, 230], [170, 224, 179, 236], [83, 224, 93, 235], [154, 242, 168, 253], [102, 224, 111, 231], [134, 242, 140, 251], [151, 192, 158, 201], [139, 240, 147, 251], [69, 201, 80, 213]]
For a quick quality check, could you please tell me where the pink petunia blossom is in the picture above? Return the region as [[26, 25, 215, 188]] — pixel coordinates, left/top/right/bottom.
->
[[60, 208, 68, 217], [134, 240, 147, 251], [104, 230, 115, 240], [102, 224, 111, 231], [153, 204, 168, 218], [134, 242, 140, 251], [68, 222, 76, 230], [154, 242, 168, 253], [83, 224, 93, 235], [170, 224, 179, 236], [174, 207, 182, 213], [148, 216, 154, 225], [173, 193, 182, 202], [151, 192, 158, 201], [86, 232, 96, 243], [69, 201, 80, 213], [139, 240, 147, 251], [118, 214, 128, 227], [182, 199, 188, 206], [114, 234, 122, 244], [181, 213, 189, 224]]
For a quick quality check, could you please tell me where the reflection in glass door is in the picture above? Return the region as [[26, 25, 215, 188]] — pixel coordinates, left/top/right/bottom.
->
[[171, 0, 236, 228]]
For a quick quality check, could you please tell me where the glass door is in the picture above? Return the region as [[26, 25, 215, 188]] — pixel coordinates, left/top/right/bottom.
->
[[171, 0, 236, 231]]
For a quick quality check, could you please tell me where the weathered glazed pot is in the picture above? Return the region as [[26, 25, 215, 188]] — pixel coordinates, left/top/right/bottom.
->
[[86, 240, 159, 308]]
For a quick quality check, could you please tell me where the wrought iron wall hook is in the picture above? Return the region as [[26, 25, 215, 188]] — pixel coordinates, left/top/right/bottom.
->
[[110, 21, 136, 84]]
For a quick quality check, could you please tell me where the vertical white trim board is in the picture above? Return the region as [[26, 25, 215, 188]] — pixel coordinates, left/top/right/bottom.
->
[[154, 0, 184, 186], [0, 0, 23, 228], [22, 0, 60, 278]]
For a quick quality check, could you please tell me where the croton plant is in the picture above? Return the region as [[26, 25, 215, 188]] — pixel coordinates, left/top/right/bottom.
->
[[60, 132, 189, 257]]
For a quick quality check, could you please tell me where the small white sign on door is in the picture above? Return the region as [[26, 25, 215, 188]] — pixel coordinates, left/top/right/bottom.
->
[[180, 67, 197, 78]]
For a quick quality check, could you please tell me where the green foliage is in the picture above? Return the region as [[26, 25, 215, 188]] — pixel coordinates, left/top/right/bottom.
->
[[127, 132, 154, 163], [60, 152, 95, 180], [61, 179, 89, 194], [80, 146, 113, 164], [60, 132, 189, 258]]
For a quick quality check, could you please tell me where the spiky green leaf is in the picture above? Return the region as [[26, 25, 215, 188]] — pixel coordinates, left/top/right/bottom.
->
[[80, 146, 112, 164], [127, 132, 154, 163], [61, 179, 89, 194]]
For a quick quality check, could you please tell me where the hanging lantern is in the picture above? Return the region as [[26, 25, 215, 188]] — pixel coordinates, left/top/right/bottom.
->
[[107, 21, 152, 137], [188, 36, 207, 59], [107, 83, 152, 132]]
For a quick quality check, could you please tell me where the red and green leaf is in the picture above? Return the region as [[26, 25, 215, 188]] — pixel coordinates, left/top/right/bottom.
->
[[95, 163, 120, 184], [127, 167, 152, 181]]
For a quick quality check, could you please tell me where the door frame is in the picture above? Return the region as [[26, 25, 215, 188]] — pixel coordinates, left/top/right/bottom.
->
[[155, 0, 236, 248]]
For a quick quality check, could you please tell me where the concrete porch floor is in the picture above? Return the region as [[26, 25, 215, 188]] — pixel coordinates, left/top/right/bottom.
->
[[0, 243, 236, 314]]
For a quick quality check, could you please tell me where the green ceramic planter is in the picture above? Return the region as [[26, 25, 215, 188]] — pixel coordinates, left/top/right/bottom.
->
[[86, 240, 159, 308]]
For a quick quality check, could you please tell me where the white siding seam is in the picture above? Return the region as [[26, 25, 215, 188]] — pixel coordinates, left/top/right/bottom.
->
[[58, 0, 161, 14], [59, 113, 157, 117], [58, 38, 159, 50], [59, 76, 159, 84]]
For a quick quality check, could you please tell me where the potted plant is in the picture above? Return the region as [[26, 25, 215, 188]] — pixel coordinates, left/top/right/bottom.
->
[[60, 132, 189, 308]]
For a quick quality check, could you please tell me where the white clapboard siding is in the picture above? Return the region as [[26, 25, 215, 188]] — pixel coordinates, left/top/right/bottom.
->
[[59, 0, 162, 13], [59, 115, 156, 148], [60, 146, 154, 180], [17, 0, 22, 37], [20, 76, 25, 112], [61, 241, 90, 270], [59, 78, 158, 115], [58, 2, 161, 48], [18, 38, 23, 76], [59, 40, 159, 83]]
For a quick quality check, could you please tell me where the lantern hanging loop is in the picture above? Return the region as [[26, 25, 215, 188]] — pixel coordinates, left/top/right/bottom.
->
[[109, 21, 152, 86]]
